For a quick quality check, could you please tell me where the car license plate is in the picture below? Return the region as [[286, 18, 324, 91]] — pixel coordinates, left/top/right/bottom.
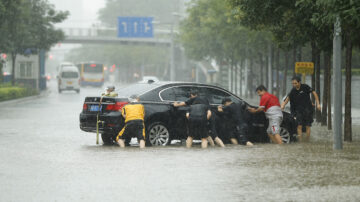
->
[[90, 105, 102, 112], [67, 81, 72, 84]]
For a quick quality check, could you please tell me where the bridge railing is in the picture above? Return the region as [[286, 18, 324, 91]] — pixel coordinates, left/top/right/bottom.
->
[[60, 27, 105, 37]]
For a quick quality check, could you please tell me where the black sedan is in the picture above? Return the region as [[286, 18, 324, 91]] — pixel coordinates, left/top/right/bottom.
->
[[79, 82, 297, 145]]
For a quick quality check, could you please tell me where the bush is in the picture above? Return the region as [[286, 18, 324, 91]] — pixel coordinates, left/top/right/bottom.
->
[[0, 86, 38, 102]]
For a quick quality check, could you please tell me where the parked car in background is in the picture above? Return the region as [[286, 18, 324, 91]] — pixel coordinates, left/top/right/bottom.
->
[[57, 65, 80, 93], [139, 76, 160, 84], [79, 82, 297, 145]]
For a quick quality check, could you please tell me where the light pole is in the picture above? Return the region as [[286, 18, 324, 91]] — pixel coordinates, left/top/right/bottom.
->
[[333, 16, 343, 150], [170, 25, 175, 81]]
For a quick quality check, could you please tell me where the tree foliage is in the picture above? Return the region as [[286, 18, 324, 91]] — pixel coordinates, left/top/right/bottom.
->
[[0, 0, 68, 85], [180, 0, 271, 65]]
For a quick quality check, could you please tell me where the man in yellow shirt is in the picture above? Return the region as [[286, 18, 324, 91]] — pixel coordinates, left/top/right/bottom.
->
[[116, 95, 146, 148]]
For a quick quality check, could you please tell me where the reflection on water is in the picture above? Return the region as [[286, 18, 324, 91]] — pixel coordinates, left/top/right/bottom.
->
[[74, 127, 360, 201]]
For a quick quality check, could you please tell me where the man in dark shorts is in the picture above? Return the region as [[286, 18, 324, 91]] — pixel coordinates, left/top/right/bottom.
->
[[207, 114, 225, 147], [218, 98, 253, 146], [281, 76, 321, 142], [173, 90, 223, 148], [116, 95, 146, 148]]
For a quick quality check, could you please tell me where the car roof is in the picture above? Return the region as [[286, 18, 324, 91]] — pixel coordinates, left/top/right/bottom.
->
[[59, 62, 75, 66], [125, 81, 239, 96], [61, 66, 79, 72]]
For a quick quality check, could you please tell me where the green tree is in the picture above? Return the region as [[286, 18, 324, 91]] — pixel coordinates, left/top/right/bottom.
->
[[0, 0, 68, 86], [313, 0, 360, 141], [180, 0, 273, 93]]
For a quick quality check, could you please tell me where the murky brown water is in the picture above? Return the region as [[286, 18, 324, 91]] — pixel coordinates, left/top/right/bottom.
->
[[1, 80, 359, 202]]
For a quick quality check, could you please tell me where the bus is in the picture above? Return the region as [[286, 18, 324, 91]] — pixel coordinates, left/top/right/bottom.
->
[[76, 62, 104, 87]]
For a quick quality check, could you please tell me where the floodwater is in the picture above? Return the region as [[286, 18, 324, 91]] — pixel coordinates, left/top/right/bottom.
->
[[0, 80, 359, 202]]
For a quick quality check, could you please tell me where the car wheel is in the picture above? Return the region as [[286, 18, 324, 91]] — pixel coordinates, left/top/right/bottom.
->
[[101, 133, 114, 145], [280, 127, 291, 144], [147, 122, 171, 146], [76, 89, 80, 93]]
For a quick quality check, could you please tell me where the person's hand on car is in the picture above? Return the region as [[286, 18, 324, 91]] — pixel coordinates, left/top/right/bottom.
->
[[248, 107, 256, 113]]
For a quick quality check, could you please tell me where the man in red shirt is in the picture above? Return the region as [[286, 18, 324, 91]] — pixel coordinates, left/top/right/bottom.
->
[[248, 85, 283, 144]]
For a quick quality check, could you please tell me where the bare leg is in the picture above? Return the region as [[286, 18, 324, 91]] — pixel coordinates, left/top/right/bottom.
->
[[207, 136, 215, 146], [297, 125, 303, 142], [305, 126, 311, 142], [246, 141, 254, 146], [274, 134, 283, 144], [267, 134, 276, 143], [139, 139, 145, 149], [117, 139, 125, 148], [186, 137, 193, 148], [230, 138, 238, 145], [214, 137, 225, 147], [268, 134, 282, 144], [201, 138, 208, 149]]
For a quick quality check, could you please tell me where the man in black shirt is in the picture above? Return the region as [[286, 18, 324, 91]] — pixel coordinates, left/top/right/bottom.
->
[[281, 76, 321, 142], [173, 90, 213, 148], [218, 98, 253, 146]]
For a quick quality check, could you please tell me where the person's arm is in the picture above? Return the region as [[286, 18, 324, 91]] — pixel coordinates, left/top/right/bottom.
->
[[174, 97, 193, 107], [312, 91, 321, 111], [248, 107, 264, 114], [281, 96, 290, 110], [207, 110, 212, 120], [249, 95, 266, 113], [121, 107, 126, 119], [217, 105, 223, 112]]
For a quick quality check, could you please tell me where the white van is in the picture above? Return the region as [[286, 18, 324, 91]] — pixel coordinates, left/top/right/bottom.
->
[[57, 65, 80, 93], [57, 62, 75, 72]]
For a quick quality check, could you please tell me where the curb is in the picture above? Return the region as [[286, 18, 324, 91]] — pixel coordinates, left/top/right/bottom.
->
[[0, 89, 51, 106]]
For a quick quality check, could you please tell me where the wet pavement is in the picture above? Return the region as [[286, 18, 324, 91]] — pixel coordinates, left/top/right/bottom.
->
[[0, 80, 360, 202]]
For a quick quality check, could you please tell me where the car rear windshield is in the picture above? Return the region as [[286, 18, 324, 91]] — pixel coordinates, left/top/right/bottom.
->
[[83, 64, 103, 73], [117, 83, 160, 98], [61, 72, 79, 78]]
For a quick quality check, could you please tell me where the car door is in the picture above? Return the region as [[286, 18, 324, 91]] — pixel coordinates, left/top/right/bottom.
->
[[159, 86, 195, 139], [202, 87, 234, 142]]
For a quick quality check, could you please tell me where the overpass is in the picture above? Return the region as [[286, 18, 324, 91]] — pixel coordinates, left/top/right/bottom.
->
[[60, 27, 172, 47]]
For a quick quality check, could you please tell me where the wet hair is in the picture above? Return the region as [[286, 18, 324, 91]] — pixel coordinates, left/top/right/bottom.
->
[[189, 89, 198, 96], [106, 85, 115, 91], [221, 97, 232, 105], [255, 85, 267, 92], [129, 94, 140, 102], [292, 76, 301, 83]]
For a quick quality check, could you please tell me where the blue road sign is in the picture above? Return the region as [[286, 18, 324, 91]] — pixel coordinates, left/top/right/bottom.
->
[[117, 17, 153, 38]]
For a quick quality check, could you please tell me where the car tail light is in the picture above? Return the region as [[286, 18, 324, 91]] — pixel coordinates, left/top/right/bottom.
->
[[105, 101, 128, 111], [83, 103, 88, 110]]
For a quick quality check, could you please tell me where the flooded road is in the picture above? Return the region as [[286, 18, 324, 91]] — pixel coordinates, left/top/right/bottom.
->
[[0, 80, 360, 202]]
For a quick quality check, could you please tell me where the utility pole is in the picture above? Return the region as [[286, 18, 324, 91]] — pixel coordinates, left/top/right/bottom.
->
[[170, 26, 175, 81], [268, 43, 273, 93], [333, 16, 343, 150]]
